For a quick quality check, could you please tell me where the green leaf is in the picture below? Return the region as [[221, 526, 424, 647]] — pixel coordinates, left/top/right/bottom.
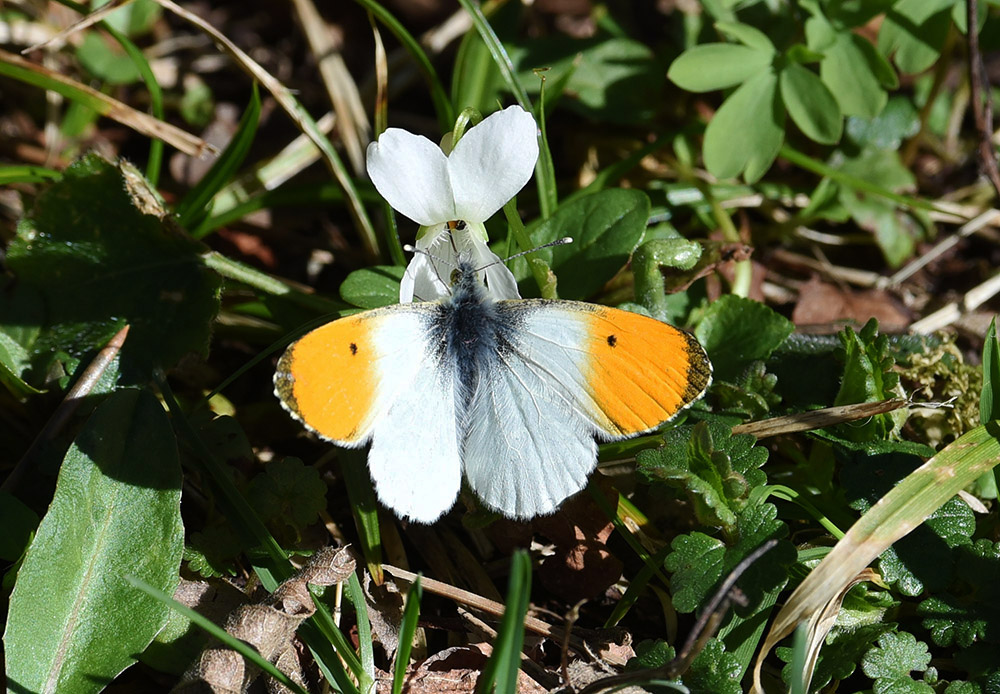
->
[[918, 539, 1000, 647], [638, 421, 769, 528], [684, 639, 743, 694], [0, 491, 39, 562], [833, 319, 900, 440], [513, 37, 664, 125], [626, 639, 676, 670], [99, 0, 162, 35], [844, 97, 920, 150], [862, 631, 932, 680], [245, 457, 326, 532], [819, 33, 894, 118], [181, 84, 262, 232], [715, 21, 775, 52], [514, 188, 649, 299], [878, 0, 954, 74], [663, 503, 793, 615], [339, 266, 405, 309], [477, 550, 531, 694], [4, 388, 183, 693], [6, 154, 222, 382], [668, 44, 774, 92], [779, 62, 843, 144], [393, 576, 423, 694], [981, 318, 1000, 424], [76, 32, 141, 85], [695, 295, 794, 382], [703, 71, 785, 182]]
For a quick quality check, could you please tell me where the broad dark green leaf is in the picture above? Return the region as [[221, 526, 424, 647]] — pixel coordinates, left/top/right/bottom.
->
[[779, 62, 843, 144], [339, 265, 405, 309], [6, 154, 222, 382], [694, 295, 794, 382], [4, 388, 183, 693], [703, 71, 785, 182], [668, 44, 773, 92], [514, 188, 649, 299]]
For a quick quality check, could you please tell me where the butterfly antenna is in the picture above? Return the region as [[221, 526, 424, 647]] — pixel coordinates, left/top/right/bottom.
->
[[402, 243, 454, 295], [470, 237, 574, 274]]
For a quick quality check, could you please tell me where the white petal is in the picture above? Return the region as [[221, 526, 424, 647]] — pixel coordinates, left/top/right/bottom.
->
[[447, 105, 539, 223], [464, 234, 521, 300], [367, 129, 457, 226], [399, 252, 449, 303]]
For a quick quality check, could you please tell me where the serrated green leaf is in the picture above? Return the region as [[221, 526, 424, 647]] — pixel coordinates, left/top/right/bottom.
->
[[703, 70, 785, 182], [684, 639, 743, 694], [3, 388, 183, 693], [862, 631, 931, 680], [665, 502, 792, 615], [512, 188, 649, 299], [780, 62, 843, 144], [918, 539, 1000, 648], [245, 457, 326, 531], [668, 44, 774, 92], [695, 295, 794, 382], [638, 421, 768, 528], [833, 319, 900, 440], [339, 266, 405, 309], [6, 154, 221, 382], [626, 639, 677, 670], [874, 677, 936, 694]]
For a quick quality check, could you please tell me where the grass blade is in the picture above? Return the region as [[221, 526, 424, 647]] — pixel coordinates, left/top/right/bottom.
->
[[180, 84, 261, 230], [476, 550, 532, 694], [392, 575, 423, 694]]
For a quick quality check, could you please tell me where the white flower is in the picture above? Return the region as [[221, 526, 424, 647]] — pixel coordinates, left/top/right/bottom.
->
[[366, 105, 539, 302]]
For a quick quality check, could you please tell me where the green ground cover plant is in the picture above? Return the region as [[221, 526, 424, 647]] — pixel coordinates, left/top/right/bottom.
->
[[3, 1, 1000, 692]]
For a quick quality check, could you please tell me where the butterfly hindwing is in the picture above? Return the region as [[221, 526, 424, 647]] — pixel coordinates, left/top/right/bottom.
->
[[275, 305, 462, 523]]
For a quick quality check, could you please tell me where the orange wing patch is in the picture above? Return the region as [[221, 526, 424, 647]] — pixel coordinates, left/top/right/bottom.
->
[[275, 314, 378, 445], [583, 307, 711, 438]]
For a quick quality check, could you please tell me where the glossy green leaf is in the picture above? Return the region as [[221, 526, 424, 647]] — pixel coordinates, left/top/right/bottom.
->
[[695, 295, 794, 381], [703, 71, 785, 182], [4, 388, 183, 693], [5, 154, 222, 382], [339, 265, 405, 309], [514, 188, 649, 300], [668, 43, 774, 92], [780, 62, 843, 144]]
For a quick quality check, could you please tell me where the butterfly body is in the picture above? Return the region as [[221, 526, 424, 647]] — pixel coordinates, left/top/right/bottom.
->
[[276, 260, 712, 523]]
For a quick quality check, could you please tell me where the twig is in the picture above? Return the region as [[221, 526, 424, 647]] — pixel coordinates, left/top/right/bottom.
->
[[967, 0, 1000, 197], [731, 399, 907, 439]]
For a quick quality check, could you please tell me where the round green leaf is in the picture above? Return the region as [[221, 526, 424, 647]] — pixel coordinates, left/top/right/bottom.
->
[[338, 265, 405, 309], [779, 62, 843, 144], [668, 44, 774, 92], [821, 35, 894, 118], [714, 21, 775, 52], [703, 71, 785, 182]]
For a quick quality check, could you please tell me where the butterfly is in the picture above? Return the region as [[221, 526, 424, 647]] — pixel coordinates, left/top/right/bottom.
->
[[275, 254, 712, 523]]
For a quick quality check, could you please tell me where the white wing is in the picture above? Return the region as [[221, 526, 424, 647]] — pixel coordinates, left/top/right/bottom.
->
[[461, 307, 598, 519], [365, 310, 462, 524], [276, 306, 461, 523]]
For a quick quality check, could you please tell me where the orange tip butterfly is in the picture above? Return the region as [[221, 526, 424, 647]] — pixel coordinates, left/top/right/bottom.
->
[[275, 257, 712, 523]]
